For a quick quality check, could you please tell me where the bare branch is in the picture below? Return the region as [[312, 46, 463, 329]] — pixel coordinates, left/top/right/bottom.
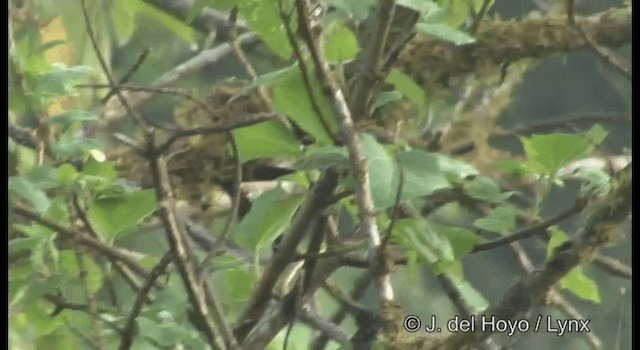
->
[[294, 0, 394, 304], [118, 253, 173, 350]]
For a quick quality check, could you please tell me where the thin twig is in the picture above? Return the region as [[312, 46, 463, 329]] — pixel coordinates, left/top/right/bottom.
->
[[592, 254, 632, 279], [101, 33, 258, 123], [100, 49, 150, 104], [293, 0, 394, 302], [310, 274, 371, 350], [146, 133, 238, 349], [72, 243, 106, 350], [507, 114, 631, 135], [349, 0, 397, 119], [156, 112, 279, 155], [567, 0, 631, 80], [508, 242, 603, 349], [381, 154, 404, 249], [80, 0, 147, 130], [118, 252, 173, 350], [13, 205, 156, 283], [471, 202, 584, 254], [233, 171, 338, 342], [228, 6, 272, 108], [278, 1, 336, 143]]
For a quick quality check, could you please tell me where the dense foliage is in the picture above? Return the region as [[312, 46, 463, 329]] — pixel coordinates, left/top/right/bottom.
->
[[9, 1, 631, 349]]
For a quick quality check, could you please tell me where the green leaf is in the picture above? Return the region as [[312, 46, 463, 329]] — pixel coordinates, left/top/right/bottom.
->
[[560, 266, 601, 303], [49, 110, 99, 129], [387, 69, 427, 114], [473, 205, 517, 235], [219, 268, 255, 308], [51, 138, 102, 159], [234, 120, 302, 162], [112, 0, 137, 45], [235, 186, 305, 250], [546, 226, 568, 258], [360, 134, 400, 209], [396, 219, 455, 267], [88, 189, 157, 238], [416, 23, 475, 45], [238, 64, 299, 93], [397, 150, 479, 202], [186, 0, 215, 23], [272, 70, 338, 145], [452, 276, 489, 312], [59, 252, 103, 294], [55, 163, 79, 186], [372, 91, 403, 111], [295, 145, 350, 172], [137, 317, 192, 346], [133, 0, 198, 45], [396, 0, 440, 16], [239, 0, 291, 58], [465, 176, 513, 203], [584, 124, 608, 145], [521, 133, 601, 175], [9, 177, 51, 213], [328, 0, 376, 20], [323, 23, 359, 62], [38, 63, 93, 97], [439, 225, 484, 260], [83, 158, 117, 182]]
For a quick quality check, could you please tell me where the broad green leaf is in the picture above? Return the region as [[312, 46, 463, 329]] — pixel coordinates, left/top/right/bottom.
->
[[387, 69, 427, 114], [560, 266, 601, 303], [55, 163, 79, 186], [546, 226, 569, 258], [235, 186, 305, 250], [396, 219, 455, 267], [465, 176, 514, 203], [186, 0, 215, 23], [323, 23, 359, 62], [83, 158, 117, 182], [584, 124, 608, 145], [234, 120, 302, 161], [295, 145, 349, 171], [238, 64, 299, 94], [439, 225, 484, 260], [452, 276, 489, 312], [328, 0, 376, 20], [112, 0, 137, 45], [38, 63, 93, 98], [372, 91, 403, 111], [360, 134, 400, 209], [51, 138, 102, 160], [396, 0, 440, 16], [219, 268, 255, 308], [9, 177, 51, 213], [239, 0, 291, 58], [59, 252, 103, 294], [416, 23, 475, 45], [49, 110, 99, 129], [24, 301, 65, 337], [25, 165, 59, 189], [521, 132, 604, 175], [397, 150, 479, 202], [88, 189, 157, 238], [137, 317, 192, 346], [272, 70, 338, 145], [133, 0, 198, 45], [473, 205, 517, 235], [433, 0, 490, 27]]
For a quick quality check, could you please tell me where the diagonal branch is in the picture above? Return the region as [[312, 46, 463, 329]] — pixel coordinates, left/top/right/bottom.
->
[[293, 0, 395, 304]]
